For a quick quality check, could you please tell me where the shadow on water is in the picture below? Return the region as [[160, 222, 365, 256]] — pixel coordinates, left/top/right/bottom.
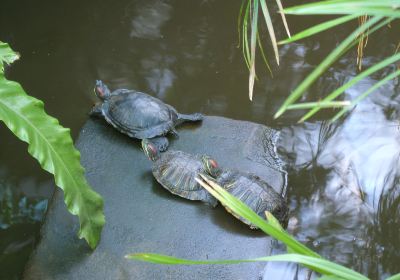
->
[[0, 0, 399, 279]]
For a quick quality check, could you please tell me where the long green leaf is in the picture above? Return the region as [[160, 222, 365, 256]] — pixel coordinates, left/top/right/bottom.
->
[[278, 14, 359, 45], [331, 69, 400, 121], [0, 42, 105, 248], [237, 0, 246, 48], [196, 175, 320, 258], [259, 0, 280, 65], [275, 0, 291, 38], [126, 253, 368, 280], [249, 0, 259, 100], [317, 276, 347, 280], [299, 52, 400, 122], [242, 0, 251, 69], [283, 0, 400, 18], [286, 101, 350, 110], [274, 15, 382, 118]]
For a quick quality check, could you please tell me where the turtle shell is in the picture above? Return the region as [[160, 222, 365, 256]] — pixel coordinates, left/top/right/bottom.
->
[[216, 170, 288, 228], [102, 91, 178, 139], [152, 150, 217, 206]]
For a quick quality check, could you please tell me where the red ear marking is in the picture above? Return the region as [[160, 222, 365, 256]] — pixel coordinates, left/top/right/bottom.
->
[[210, 159, 218, 168], [96, 87, 104, 97]]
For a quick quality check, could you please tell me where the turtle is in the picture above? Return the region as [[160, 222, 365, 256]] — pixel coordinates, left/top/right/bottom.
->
[[142, 139, 218, 207], [202, 163, 289, 229], [90, 80, 203, 151]]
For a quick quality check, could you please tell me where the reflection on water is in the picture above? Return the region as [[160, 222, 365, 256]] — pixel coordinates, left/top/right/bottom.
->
[[0, 166, 48, 279], [0, 0, 399, 279], [129, 0, 172, 40], [277, 70, 400, 279]]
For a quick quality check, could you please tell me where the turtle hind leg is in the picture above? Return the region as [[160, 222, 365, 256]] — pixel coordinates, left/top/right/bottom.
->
[[177, 113, 204, 123], [204, 194, 218, 208], [147, 136, 169, 152]]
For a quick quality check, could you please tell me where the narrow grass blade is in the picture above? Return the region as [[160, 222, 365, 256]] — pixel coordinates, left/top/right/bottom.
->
[[257, 32, 273, 76], [242, 0, 251, 69], [126, 253, 368, 280], [274, 16, 382, 119], [196, 175, 320, 258], [299, 52, 400, 122], [283, 0, 400, 18], [237, 0, 246, 48], [286, 101, 350, 110], [265, 211, 285, 231], [260, 0, 280, 65], [275, 0, 291, 38], [317, 276, 347, 280], [249, 0, 259, 100], [279, 14, 358, 45], [331, 69, 400, 121]]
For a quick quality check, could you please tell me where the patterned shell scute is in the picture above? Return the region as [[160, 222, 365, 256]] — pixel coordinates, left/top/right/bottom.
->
[[152, 151, 216, 205], [217, 170, 287, 227], [103, 91, 178, 139]]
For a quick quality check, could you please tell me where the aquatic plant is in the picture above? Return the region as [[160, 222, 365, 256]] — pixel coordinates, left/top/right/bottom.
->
[[0, 42, 105, 249], [127, 175, 400, 280], [238, 0, 290, 100], [241, 0, 400, 122]]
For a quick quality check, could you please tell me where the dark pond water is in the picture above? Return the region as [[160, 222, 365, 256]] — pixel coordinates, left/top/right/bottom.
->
[[1, 0, 399, 279]]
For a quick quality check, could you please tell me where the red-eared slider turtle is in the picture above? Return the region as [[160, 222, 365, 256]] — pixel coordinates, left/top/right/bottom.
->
[[142, 140, 218, 206], [202, 164, 289, 229], [90, 80, 203, 151]]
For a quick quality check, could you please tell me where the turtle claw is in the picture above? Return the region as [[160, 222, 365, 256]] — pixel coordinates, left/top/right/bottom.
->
[[208, 199, 218, 208], [169, 129, 179, 138], [147, 137, 169, 152]]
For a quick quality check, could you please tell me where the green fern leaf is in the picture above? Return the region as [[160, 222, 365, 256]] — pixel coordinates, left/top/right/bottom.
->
[[0, 41, 105, 249]]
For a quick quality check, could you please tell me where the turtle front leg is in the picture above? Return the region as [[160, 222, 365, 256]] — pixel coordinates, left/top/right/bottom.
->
[[169, 128, 179, 138], [147, 136, 169, 152], [89, 103, 103, 117]]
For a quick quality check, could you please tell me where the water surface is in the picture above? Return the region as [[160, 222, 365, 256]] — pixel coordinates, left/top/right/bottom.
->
[[0, 0, 399, 279]]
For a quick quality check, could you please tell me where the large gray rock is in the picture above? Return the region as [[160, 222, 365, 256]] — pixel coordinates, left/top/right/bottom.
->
[[23, 116, 287, 280]]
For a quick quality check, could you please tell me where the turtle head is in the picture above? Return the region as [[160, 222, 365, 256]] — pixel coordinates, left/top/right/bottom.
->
[[94, 80, 111, 100], [142, 139, 160, 161], [201, 156, 221, 178]]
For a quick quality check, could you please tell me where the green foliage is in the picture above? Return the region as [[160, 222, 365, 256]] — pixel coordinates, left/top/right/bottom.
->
[[127, 253, 367, 280], [239, 0, 290, 100], [283, 0, 400, 18], [278, 14, 358, 45], [386, 273, 400, 280], [274, 0, 400, 121], [295, 52, 400, 122], [0, 41, 105, 249], [274, 15, 383, 118], [241, 0, 400, 121]]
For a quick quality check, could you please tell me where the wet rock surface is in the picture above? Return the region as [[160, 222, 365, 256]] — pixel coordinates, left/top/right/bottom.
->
[[23, 116, 287, 280]]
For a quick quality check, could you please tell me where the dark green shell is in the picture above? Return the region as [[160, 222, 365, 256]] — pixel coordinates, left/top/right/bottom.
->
[[152, 151, 217, 206], [216, 170, 288, 228], [102, 91, 178, 139]]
